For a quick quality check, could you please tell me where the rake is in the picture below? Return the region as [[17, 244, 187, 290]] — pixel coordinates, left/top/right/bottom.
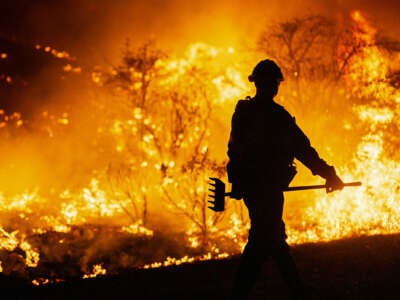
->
[[208, 177, 362, 212]]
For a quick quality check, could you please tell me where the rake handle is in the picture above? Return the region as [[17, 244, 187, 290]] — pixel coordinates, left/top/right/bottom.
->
[[284, 181, 362, 191], [225, 181, 362, 196]]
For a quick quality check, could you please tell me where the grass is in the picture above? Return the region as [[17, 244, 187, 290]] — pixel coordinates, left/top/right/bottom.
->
[[3, 233, 400, 299]]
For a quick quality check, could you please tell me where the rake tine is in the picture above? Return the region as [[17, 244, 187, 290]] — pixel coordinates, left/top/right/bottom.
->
[[208, 180, 217, 186], [207, 177, 226, 212], [208, 204, 223, 212]]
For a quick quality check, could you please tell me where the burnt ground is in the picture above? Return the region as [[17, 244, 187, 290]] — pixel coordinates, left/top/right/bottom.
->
[[2, 233, 400, 300]]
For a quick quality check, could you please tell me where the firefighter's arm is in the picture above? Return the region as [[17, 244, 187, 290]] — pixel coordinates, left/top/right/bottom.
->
[[324, 167, 344, 193], [291, 120, 344, 193]]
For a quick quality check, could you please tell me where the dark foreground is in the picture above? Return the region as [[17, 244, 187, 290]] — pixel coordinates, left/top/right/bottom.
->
[[3, 233, 400, 300]]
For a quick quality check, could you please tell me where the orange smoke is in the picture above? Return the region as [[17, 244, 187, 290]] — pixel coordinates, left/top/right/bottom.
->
[[0, 9, 399, 284]]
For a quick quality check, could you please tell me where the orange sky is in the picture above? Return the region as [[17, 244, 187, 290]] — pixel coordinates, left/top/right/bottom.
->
[[0, 0, 399, 63]]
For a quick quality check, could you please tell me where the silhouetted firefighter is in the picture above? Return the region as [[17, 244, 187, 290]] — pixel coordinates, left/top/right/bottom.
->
[[227, 59, 345, 300]]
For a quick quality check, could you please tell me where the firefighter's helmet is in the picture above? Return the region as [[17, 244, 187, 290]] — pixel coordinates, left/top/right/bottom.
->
[[248, 59, 283, 83]]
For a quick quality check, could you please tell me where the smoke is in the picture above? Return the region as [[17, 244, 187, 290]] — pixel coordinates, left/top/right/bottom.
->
[[1, 0, 399, 66], [0, 0, 398, 201], [0, 0, 398, 205]]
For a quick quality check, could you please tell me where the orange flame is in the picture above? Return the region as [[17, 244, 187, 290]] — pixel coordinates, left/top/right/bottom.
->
[[0, 10, 399, 284]]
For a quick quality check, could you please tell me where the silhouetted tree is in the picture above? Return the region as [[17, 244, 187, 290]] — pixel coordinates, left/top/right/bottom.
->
[[100, 41, 232, 250]]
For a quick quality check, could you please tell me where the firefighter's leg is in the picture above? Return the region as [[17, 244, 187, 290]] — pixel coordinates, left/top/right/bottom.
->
[[231, 182, 286, 299], [230, 239, 267, 300], [231, 220, 274, 299], [272, 242, 305, 300]]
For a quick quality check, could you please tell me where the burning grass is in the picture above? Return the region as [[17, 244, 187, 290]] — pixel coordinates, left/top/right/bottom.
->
[[0, 10, 399, 286]]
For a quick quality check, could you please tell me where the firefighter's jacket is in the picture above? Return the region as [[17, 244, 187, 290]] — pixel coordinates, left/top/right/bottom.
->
[[227, 97, 335, 188]]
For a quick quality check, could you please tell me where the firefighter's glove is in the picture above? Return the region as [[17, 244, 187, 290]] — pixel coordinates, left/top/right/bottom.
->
[[230, 182, 244, 200], [325, 167, 344, 193]]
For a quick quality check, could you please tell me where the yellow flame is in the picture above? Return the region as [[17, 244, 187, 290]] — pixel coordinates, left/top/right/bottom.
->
[[82, 264, 107, 279], [0, 11, 400, 280]]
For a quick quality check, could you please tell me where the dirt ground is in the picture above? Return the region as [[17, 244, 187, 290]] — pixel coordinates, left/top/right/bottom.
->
[[3, 233, 400, 300]]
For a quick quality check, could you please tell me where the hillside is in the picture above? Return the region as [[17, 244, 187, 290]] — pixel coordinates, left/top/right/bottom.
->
[[3, 233, 400, 300]]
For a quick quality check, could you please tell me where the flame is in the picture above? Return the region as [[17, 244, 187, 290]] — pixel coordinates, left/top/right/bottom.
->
[[0, 10, 399, 284], [82, 264, 107, 279], [286, 10, 400, 244]]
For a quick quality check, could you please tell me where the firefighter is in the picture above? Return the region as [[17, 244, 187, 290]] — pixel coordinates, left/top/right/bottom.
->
[[227, 59, 344, 299]]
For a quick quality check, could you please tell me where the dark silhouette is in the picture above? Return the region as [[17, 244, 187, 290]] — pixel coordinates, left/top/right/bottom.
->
[[227, 59, 344, 299]]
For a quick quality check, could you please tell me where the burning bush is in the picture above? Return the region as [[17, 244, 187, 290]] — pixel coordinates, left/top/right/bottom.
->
[[0, 10, 399, 285]]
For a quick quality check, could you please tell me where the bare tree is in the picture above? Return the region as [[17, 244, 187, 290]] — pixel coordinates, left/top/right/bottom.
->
[[99, 40, 167, 227], [257, 15, 366, 107], [106, 163, 149, 225], [148, 64, 228, 251], [258, 16, 336, 82], [105, 39, 166, 109], [99, 41, 233, 250]]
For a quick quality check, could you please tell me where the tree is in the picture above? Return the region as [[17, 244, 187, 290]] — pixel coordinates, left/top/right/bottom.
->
[[257, 15, 366, 109], [98, 40, 167, 227], [100, 41, 236, 251], [157, 71, 227, 250], [256, 14, 371, 165], [105, 39, 166, 109], [258, 16, 336, 82]]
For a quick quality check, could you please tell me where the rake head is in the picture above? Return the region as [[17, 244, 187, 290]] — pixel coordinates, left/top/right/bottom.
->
[[208, 177, 226, 212]]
